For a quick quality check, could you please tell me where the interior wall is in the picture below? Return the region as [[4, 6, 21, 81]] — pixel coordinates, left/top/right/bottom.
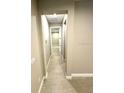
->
[[72, 0, 93, 73], [62, 14, 68, 59], [61, 14, 68, 73], [31, 0, 45, 93], [41, 15, 51, 67]]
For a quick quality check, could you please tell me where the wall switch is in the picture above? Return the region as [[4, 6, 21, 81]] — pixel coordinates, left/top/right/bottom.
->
[[31, 57, 36, 64]]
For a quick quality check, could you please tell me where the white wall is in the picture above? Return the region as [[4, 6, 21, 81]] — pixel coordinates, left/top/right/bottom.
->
[[71, 0, 93, 74], [31, 0, 45, 93], [62, 14, 68, 59], [41, 15, 51, 69]]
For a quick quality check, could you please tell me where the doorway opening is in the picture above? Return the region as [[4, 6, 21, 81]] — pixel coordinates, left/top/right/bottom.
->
[[50, 26, 61, 56], [41, 12, 68, 78]]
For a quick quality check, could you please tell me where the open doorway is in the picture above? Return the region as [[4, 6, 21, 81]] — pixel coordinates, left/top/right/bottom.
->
[[41, 13, 68, 78], [50, 26, 61, 56]]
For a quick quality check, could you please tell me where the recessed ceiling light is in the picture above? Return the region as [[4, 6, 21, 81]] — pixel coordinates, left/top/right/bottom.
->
[[53, 13, 57, 17]]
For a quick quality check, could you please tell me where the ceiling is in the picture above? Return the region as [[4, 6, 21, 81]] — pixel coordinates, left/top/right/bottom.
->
[[46, 14, 64, 25], [51, 28, 60, 33]]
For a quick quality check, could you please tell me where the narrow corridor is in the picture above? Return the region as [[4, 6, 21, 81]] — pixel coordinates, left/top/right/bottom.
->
[[31, 0, 93, 93], [41, 48, 77, 93], [41, 48, 93, 93]]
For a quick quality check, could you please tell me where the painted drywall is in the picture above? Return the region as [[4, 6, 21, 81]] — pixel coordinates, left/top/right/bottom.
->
[[38, 0, 93, 75], [41, 15, 51, 67], [71, 0, 93, 73], [31, 0, 45, 93], [61, 14, 68, 73], [62, 14, 68, 59]]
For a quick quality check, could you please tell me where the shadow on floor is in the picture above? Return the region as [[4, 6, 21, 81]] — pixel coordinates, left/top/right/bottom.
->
[[68, 77, 93, 93]]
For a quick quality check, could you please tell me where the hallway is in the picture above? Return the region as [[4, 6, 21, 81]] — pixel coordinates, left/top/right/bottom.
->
[[41, 48, 77, 93], [31, 0, 93, 93], [41, 48, 93, 93]]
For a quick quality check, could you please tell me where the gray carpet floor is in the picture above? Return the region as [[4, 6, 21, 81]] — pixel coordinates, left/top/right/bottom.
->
[[41, 48, 93, 93]]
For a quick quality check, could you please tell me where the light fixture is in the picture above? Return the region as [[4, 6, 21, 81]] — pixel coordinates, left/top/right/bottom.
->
[[53, 13, 57, 17]]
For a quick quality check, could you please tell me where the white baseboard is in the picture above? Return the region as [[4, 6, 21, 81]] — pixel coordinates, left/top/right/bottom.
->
[[72, 73, 93, 77], [37, 56, 52, 93], [46, 55, 52, 71], [66, 76, 72, 79], [66, 73, 93, 79], [45, 72, 48, 79], [45, 55, 52, 78], [38, 76, 45, 93]]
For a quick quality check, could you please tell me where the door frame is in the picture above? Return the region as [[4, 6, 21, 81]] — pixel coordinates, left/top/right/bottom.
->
[[50, 26, 61, 53]]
